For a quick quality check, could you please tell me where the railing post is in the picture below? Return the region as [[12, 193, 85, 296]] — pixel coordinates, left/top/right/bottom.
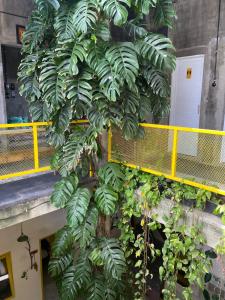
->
[[108, 126, 112, 162], [33, 125, 39, 170], [171, 129, 178, 178]]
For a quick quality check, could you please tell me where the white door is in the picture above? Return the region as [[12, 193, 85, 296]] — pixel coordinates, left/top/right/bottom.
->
[[170, 55, 204, 156]]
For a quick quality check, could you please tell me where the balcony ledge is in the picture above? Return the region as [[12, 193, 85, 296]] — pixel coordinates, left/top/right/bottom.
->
[[0, 173, 95, 230]]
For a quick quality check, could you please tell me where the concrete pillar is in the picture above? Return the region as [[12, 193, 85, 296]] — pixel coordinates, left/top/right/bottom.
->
[[0, 45, 7, 124]]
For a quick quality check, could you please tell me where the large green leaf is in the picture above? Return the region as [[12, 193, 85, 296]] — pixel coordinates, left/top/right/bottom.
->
[[54, 7, 77, 41], [100, 0, 131, 26], [98, 163, 125, 192], [154, 0, 176, 28], [95, 21, 111, 41], [48, 254, 73, 278], [74, 252, 92, 288], [134, 0, 158, 14], [89, 247, 104, 266], [73, 206, 99, 248], [149, 92, 170, 120], [39, 52, 65, 113], [101, 238, 126, 280], [87, 104, 107, 131], [29, 101, 44, 121], [106, 42, 139, 89], [66, 70, 93, 106], [18, 53, 41, 99], [87, 275, 105, 300], [142, 66, 170, 97], [95, 59, 121, 101], [52, 226, 74, 257], [86, 42, 105, 70], [62, 126, 98, 172], [66, 187, 91, 228], [124, 20, 148, 39], [73, 0, 98, 34], [137, 34, 176, 70], [22, 11, 49, 53], [51, 174, 78, 208], [122, 114, 139, 140], [69, 40, 88, 75], [59, 266, 80, 300], [95, 185, 118, 215], [47, 0, 60, 10]]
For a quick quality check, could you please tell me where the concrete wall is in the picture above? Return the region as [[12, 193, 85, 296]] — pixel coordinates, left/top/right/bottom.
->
[[172, 0, 225, 130], [0, 0, 34, 45], [0, 0, 33, 123], [0, 209, 66, 300]]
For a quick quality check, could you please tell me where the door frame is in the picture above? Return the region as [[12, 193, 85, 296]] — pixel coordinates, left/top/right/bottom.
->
[[170, 54, 205, 128]]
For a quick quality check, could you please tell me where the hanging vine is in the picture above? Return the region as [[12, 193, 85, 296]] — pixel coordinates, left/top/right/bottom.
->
[[18, 0, 225, 299]]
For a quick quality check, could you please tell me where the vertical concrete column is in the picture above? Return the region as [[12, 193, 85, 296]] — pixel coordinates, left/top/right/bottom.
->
[[0, 45, 7, 124]]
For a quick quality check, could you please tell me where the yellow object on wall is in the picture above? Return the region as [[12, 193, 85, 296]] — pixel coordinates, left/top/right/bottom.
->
[[186, 67, 192, 79]]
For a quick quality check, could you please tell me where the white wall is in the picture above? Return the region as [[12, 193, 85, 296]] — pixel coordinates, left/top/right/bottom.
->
[[0, 209, 66, 300]]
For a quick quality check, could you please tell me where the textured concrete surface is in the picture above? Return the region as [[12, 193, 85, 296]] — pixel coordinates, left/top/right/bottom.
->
[[0, 173, 60, 209], [145, 198, 225, 249], [0, 173, 96, 230], [171, 0, 225, 130], [0, 173, 60, 229]]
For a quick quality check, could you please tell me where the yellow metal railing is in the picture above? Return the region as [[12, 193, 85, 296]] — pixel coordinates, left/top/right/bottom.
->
[[108, 123, 225, 196], [0, 120, 89, 180], [0, 122, 52, 180], [1, 121, 225, 196]]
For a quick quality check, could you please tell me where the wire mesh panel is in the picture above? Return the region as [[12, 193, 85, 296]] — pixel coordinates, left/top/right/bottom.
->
[[110, 125, 225, 195], [0, 127, 34, 176], [176, 131, 225, 190], [111, 126, 173, 175], [38, 126, 53, 168]]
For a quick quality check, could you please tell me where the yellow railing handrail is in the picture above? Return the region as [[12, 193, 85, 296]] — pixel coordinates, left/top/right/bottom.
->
[[0, 120, 89, 181], [0, 119, 89, 129], [1, 121, 225, 197], [108, 123, 225, 196], [139, 123, 225, 136]]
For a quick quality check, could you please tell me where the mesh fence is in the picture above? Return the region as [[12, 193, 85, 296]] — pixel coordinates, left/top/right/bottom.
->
[[111, 127, 173, 175], [38, 126, 54, 168], [110, 125, 225, 195], [0, 124, 51, 179], [0, 127, 34, 176]]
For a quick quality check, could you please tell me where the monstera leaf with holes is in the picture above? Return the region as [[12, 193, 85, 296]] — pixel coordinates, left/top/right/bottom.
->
[[19, 0, 176, 298]]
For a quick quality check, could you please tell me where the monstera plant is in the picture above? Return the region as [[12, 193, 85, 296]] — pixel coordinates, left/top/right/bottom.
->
[[18, 0, 176, 298]]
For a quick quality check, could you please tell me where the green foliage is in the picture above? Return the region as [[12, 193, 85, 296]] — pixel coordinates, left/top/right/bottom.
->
[[51, 174, 78, 208], [100, 0, 131, 26], [73, 206, 99, 248], [98, 162, 125, 192], [66, 187, 91, 228], [95, 185, 118, 215], [52, 226, 74, 257], [87, 274, 106, 300], [137, 34, 176, 70], [19, 0, 176, 135], [101, 238, 126, 280], [154, 0, 176, 28], [73, 1, 99, 34], [19, 0, 179, 299], [48, 254, 73, 278]]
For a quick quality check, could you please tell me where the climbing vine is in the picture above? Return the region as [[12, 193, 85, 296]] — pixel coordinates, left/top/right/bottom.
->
[[117, 166, 223, 299], [18, 0, 225, 299]]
